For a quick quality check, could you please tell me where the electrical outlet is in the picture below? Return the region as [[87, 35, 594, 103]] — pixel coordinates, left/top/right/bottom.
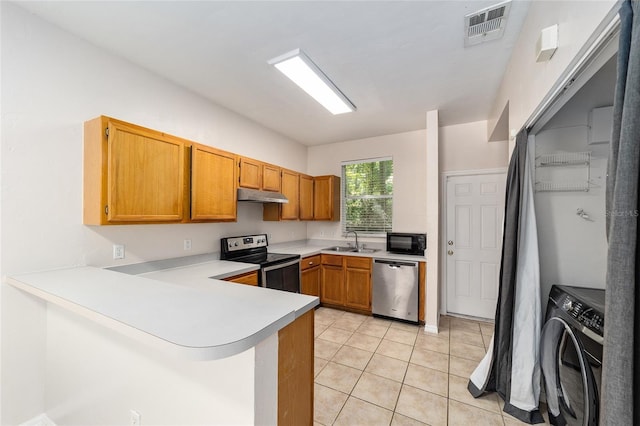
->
[[184, 239, 192, 250], [130, 409, 141, 426], [113, 244, 125, 260]]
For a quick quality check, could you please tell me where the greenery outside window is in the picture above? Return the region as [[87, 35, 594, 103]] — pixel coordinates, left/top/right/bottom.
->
[[342, 157, 393, 236]]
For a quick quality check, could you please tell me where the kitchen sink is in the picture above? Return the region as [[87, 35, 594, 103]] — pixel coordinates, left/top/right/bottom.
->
[[355, 248, 380, 253], [323, 246, 380, 254], [324, 246, 357, 252]]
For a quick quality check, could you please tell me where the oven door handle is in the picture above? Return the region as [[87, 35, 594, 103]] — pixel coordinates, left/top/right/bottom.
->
[[262, 258, 301, 272]]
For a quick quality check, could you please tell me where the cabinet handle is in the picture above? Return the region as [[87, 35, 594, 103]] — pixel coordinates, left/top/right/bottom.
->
[[308, 261, 314, 265]]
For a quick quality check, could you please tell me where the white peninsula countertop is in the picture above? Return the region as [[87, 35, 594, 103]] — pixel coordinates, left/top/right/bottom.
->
[[7, 259, 318, 361]]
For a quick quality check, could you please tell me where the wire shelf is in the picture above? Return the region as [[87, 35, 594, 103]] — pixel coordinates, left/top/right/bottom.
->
[[535, 181, 590, 193], [537, 151, 591, 167]]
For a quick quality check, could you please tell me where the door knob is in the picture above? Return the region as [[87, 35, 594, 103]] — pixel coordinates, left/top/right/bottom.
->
[[448, 240, 454, 246], [447, 250, 454, 256]]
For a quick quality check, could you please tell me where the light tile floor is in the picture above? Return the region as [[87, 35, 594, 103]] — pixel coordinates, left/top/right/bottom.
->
[[313, 307, 550, 426]]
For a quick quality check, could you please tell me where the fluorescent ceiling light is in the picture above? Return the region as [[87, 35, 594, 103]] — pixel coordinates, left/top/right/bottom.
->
[[269, 49, 356, 115]]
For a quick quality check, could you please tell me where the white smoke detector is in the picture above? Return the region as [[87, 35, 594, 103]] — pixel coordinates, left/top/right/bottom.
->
[[464, 1, 512, 47]]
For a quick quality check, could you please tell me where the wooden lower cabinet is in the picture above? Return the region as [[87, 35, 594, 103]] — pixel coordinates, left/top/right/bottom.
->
[[419, 262, 426, 323], [345, 260, 371, 311], [278, 309, 314, 425], [320, 254, 371, 314], [320, 264, 344, 305], [300, 255, 320, 297], [222, 271, 258, 286]]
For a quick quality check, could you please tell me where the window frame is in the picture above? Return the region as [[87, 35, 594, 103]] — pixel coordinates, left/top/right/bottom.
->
[[341, 156, 393, 237]]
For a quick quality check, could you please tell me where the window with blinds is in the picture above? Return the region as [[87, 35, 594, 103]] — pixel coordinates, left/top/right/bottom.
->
[[342, 157, 393, 235]]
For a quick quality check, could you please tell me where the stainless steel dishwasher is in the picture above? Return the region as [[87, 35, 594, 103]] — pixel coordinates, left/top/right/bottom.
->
[[372, 259, 419, 323]]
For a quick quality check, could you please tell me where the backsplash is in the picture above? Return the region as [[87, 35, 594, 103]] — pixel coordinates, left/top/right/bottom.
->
[[85, 203, 308, 268]]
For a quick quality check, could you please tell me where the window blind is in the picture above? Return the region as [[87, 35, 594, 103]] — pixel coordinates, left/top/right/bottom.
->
[[341, 157, 393, 235]]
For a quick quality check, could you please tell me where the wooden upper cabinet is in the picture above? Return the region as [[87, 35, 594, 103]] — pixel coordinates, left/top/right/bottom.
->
[[84, 116, 186, 225], [191, 143, 237, 221], [262, 163, 282, 192], [264, 168, 300, 221], [84, 116, 339, 227], [299, 174, 314, 221], [280, 169, 300, 220], [238, 157, 261, 189], [313, 175, 340, 221], [238, 156, 281, 192]]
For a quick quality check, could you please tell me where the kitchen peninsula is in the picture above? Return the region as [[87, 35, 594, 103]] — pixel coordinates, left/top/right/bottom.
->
[[8, 260, 318, 425]]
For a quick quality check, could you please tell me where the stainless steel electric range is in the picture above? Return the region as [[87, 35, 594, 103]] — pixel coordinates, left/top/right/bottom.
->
[[220, 234, 301, 293]]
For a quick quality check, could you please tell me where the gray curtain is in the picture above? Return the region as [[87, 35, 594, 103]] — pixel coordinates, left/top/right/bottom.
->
[[602, 1, 640, 424], [468, 129, 544, 424]]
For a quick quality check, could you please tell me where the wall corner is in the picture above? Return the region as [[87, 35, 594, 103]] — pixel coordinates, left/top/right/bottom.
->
[[425, 110, 440, 329]]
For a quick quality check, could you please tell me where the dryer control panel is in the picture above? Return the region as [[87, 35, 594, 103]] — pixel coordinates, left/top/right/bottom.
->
[[549, 285, 605, 338], [557, 293, 604, 336]]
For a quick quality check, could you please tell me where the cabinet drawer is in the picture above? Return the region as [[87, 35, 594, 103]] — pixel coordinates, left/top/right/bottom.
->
[[321, 254, 343, 267], [345, 256, 371, 270], [301, 255, 321, 271], [224, 271, 259, 286]]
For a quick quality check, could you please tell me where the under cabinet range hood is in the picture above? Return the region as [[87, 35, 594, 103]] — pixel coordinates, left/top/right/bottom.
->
[[237, 188, 289, 203]]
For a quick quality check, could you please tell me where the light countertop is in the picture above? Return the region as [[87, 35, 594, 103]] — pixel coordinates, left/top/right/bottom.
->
[[7, 239, 422, 362], [269, 240, 427, 263], [7, 260, 318, 361]]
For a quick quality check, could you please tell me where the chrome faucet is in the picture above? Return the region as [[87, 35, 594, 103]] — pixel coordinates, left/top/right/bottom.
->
[[346, 230, 359, 249]]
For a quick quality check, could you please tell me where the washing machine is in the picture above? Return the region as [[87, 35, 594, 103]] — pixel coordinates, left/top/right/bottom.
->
[[541, 285, 605, 426]]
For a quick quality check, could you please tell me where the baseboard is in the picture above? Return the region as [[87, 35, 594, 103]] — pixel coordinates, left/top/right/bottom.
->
[[423, 324, 438, 334], [21, 414, 56, 426]]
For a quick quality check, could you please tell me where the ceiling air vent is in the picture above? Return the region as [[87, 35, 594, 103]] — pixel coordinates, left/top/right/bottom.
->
[[464, 1, 511, 47]]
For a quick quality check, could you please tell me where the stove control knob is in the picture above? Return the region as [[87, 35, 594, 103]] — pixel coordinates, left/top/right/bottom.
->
[[233, 242, 239, 247], [562, 299, 573, 312]]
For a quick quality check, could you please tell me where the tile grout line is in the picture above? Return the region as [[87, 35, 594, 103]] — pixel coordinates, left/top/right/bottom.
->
[[316, 309, 513, 426]]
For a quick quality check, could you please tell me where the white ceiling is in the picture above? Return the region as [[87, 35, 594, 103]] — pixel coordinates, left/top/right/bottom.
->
[[15, 1, 530, 145]]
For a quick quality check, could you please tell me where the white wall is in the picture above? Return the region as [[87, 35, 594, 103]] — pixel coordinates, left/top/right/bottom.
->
[[306, 121, 509, 329], [44, 305, 277, 425], [438, 120, 509, 321], [534, 55, 615, 307], [306, 129, 428, 242], [488, 0, 618, 137], [1, 3, 306, 423], [440, 120, 509, 172]]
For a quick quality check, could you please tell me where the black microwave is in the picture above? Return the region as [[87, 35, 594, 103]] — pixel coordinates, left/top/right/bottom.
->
[[386, 232, 426, 256]]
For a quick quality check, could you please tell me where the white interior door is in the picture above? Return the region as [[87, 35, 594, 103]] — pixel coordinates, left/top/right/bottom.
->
[[445, 173, 506, 319]]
